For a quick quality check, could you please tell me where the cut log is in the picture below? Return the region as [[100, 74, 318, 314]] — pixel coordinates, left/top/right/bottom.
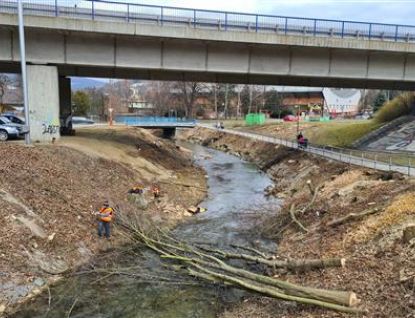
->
[[202, 247, 345, 270], [187, 254, 354, 307], [189, 265, 364, 314], [117, 213, 364, 314], [326, 209, 380, 227]]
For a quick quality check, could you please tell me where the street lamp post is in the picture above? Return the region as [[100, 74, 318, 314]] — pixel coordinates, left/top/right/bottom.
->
[[108, 108, 114, 126], [18, 0, 30, 145], [295, 105, 300, 135]]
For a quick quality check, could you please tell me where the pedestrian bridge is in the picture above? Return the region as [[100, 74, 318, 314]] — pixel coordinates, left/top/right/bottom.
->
[[115, 117, 196, 128], [115, 117, 197, 136], [2, 0, 415, 142]]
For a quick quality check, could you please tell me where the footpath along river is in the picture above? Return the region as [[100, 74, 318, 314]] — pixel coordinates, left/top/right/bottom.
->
[[11, 142, 279, 318]]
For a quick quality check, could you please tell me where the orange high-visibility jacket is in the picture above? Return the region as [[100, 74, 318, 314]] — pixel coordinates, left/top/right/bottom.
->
[[98, 206, 114, 222]]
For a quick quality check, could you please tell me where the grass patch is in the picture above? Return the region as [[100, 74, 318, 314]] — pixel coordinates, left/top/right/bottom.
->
[[311, 121, 383, 147], [201, 119, 383, 148]]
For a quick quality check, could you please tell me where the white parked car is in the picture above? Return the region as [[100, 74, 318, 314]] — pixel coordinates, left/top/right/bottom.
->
[[0, 116, 29, 141]]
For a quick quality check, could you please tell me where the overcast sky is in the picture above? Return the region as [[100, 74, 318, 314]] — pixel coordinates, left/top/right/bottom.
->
[[132, 0, 415, 25]]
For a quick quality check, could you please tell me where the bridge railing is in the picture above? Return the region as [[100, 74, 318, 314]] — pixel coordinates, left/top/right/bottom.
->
[[1, 0, 415, 43], [115, 117, 197, 126]]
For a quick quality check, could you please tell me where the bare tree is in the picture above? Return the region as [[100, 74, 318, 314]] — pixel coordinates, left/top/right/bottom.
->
[[143, 81, 175, 116], [0, 75, 11, 103], [0, 74, 21, 104], [240, 85, 262, 114], [86, 87, 107, 120], [174, 82, 205, 118], [359, 89, 379, 113]]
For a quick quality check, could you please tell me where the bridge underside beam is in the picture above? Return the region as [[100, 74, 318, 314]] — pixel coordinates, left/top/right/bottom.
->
[[2, 61, 414, 91], [55, 65, 415, 91]]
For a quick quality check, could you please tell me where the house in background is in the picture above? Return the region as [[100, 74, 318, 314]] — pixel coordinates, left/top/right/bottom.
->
[[276, 86, 361, 118], [323, 88, 361, 118], [129, 100, 156, 116]]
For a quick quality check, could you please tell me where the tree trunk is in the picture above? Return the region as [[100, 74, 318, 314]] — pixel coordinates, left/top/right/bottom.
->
[[205, 247, 345, 270], [326, 209, 380, 227], [191, 254, 353, 307], [119, 215, 364, 314], [189, 266, 363, 314]]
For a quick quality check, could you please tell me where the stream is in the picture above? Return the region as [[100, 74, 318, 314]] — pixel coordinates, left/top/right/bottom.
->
[[11, 143, 279, 318]]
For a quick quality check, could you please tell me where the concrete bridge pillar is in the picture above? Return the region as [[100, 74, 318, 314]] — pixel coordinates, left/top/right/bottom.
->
[[27, 65, 60, 143], [59, 77, 72, 135], [162, 127, 176, 138]]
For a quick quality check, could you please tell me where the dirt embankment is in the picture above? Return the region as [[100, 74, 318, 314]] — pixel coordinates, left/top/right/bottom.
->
[[0, 127, 206, 313], [181, 127, 415, 318]]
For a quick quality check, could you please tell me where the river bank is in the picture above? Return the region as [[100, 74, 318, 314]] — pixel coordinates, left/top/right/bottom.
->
[[6, 136, 281, 318], [0, 126, 207, 315], [180, 127, 415, 317]]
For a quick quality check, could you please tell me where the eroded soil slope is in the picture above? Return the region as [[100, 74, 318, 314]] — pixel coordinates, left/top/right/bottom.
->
[[0, 127, 206, 311]]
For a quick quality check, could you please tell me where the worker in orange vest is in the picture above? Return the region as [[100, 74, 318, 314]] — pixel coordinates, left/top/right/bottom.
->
[[96, 202, 114, 238], [152, 186, 160, 198], [128, 186, 143, 194]]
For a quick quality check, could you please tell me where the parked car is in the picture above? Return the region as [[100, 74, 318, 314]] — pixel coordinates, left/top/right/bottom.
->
[[72, 116, 95, 125], [2, 113, 25, 124], [0, 116, 29, 141], [282, 115, 298, 122]]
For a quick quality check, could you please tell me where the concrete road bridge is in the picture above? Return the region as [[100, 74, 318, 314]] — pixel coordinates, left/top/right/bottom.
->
[[1, 0, 415, 142]]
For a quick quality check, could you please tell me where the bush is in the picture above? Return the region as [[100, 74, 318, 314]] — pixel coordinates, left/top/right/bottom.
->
[[375, 92, 414, 123]]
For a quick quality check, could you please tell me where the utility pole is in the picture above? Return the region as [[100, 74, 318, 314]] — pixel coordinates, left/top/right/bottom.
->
[[237, 84, 241, 119], [248, 85, 253, 114], [224, 84, 229, 119], [18, 0, 30, 145], [213, 84, 217, 119], [157, 81, 161, 116]]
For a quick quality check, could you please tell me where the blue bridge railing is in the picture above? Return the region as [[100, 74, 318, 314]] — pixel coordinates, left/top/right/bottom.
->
[[115, 117, 197, 126], [1, 0, 415, 43]]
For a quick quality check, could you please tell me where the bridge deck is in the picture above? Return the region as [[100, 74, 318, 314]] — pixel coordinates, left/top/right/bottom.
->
[[1, 0, 414, 43], [115, 117, 197, 128]]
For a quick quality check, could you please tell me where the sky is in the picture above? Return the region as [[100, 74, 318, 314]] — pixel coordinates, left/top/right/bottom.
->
[[130, 0, 415, 25]]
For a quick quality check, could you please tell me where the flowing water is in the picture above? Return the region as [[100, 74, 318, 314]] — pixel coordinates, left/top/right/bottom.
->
[[11, 143, 279, 318]]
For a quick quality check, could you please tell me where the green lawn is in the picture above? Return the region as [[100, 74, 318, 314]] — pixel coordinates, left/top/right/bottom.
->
[[310, 121, 383, 147], [203, 119, 383, 148]]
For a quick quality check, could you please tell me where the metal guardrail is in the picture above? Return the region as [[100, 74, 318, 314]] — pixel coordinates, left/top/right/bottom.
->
[[199, 124, 415, 176], [115, 117, 197, 127], [1, 0, 415, 43]]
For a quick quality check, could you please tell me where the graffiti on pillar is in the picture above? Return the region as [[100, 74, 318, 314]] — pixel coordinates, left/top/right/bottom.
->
[[42, 124, 59, 135], [42, 118, 60, 135]]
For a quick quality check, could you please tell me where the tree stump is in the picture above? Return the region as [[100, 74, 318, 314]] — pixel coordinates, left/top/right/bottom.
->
[[402, 225, 415, 244]]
